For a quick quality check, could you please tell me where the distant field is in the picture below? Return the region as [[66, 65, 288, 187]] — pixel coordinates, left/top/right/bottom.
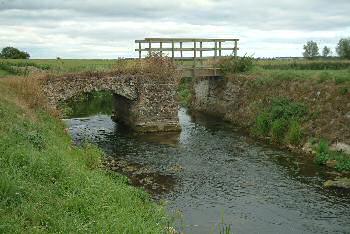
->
[[0, 59, 118, 76], [0, 58, 349, 83]]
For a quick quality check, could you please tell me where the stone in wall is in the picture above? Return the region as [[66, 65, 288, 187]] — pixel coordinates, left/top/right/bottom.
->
[[41, 73, 180, 132]]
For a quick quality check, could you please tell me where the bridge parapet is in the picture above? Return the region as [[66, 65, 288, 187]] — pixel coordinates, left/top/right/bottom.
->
[[135, 37, 239, 77], [41, 72, 180, 132]]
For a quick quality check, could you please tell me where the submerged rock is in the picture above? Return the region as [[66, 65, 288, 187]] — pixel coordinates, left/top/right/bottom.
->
[[324, 177, 350, 189]]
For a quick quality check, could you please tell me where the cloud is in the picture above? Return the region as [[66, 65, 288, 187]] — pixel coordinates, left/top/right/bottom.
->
[[0, 0, 349, 58]]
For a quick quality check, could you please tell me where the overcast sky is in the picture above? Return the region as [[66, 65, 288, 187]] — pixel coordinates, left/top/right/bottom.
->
[[0, 0, 349, 58]]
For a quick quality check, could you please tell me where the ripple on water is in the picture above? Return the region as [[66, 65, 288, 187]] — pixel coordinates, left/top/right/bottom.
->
[[65, 110, 350, 234]]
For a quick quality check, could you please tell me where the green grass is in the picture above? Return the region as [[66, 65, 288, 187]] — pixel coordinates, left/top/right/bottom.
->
[[215, 58, 350, 84], [256, 59, 350, 70], [314, 139, 350, 172], [0, 59, 118, 77], [254, 97, 307, 145], [249, 68, 350, 84], [0, 81, 168, 233], [0, 69, 13, 77], [177, 77, 193, 107]]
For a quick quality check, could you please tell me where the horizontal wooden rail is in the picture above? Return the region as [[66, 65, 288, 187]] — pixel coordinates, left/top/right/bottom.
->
[[135, 37, 239, 77], [136, 38, 239, 43], [135, 47, 238, 52]]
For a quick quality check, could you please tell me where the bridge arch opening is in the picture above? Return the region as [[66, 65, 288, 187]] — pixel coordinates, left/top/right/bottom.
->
[[111, 93, 135, 127], [59, 90, 136, 126], [60, 90, 114, 118]]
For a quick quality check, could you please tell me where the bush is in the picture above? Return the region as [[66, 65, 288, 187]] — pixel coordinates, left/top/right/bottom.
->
[[271, 119, 288, 143], [314, 139, 350, 172], [287, 121, 303, 145], [340, 87, 349, 95], [315, 139, 330, 165], [177, 77, 192, 107], [269, 98, 308, 121], [0, 47, 30, 59], [254, 98, 307, 144], [255, 112, 271, 136], [219, 55, 254, 74]]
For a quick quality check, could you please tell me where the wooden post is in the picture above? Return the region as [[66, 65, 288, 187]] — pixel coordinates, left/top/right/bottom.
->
[[193, 41, 197, 77], [171, 41, 174, 59], [200, 41, 203, 58], [219, 41, 222, 56], [148, 41, 151, 56], [214, 41, 217, 58], [193, 41, 196, 59], [214, 41, 218, 76], [160, 42, 163, 57], [138, 42, 141, 59], [180, 42, 183, 58], [234, 40, 238, 57]]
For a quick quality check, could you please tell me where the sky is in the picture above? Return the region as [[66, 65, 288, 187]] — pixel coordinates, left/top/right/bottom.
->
[[0, 0, 349, 59]]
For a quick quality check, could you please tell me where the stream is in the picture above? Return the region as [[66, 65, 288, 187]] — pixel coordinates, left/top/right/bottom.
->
[[64, 108, 350, 234]]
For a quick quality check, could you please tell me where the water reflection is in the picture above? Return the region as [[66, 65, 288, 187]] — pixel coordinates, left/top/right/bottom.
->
[[64, 109, 350, 234]]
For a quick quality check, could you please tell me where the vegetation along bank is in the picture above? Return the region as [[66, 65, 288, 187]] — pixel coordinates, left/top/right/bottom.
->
[[187, 58, 350, 184], [0, 76, 169, 232]]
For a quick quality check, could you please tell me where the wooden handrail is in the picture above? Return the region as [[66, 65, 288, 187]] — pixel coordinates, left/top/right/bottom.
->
[[135, 37, 239, 59], [135, 37, 239, 77]]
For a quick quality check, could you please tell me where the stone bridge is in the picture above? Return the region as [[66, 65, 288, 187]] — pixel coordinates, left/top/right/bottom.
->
[[41, 73, 180, 132]]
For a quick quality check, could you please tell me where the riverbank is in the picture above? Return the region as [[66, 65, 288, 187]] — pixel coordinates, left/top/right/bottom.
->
[[0, 77, 169, 233], [188, 59, 350, 179]]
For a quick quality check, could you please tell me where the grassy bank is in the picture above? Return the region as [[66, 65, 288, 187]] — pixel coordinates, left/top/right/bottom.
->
[[0, 77, 168, 233], [190, 57, 350, 173]]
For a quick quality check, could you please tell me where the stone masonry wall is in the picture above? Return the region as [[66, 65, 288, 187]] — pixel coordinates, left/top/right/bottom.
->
[[41, 74, 180, 132]]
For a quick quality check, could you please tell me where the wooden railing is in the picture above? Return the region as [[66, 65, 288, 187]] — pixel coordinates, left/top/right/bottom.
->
[[135, 38, 239, 77]]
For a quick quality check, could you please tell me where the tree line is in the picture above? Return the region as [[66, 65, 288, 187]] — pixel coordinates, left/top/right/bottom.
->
[[303, 38, 350, 59], [0, 47, 30, 59], [1, 37, 350, 60]]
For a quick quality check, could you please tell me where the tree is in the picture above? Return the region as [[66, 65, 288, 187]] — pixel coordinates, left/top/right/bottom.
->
[[303, 41, 319, 59], [322, 46, 331, 57], [0, 46, 30, 59], [336, 38, 350, 59]]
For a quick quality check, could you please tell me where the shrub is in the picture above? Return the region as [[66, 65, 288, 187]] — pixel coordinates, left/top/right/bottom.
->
[[287, 120, 303, 145], [0, 46, 30, 59], [340, 87, 349, 95], [219, 55, 254, 74], [177, 77, 192, 107], [269, 98, 307, 121], [254, 98, 307, 144], [313, 139, 350, 172], [335, 156, 350, 171], [315, 139, 330, 165], [255, 112, 271, 136], [271, 119, 288, 143]]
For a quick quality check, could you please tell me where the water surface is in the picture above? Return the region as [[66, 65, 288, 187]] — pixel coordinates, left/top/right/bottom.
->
[[64, 109, 350, 234]]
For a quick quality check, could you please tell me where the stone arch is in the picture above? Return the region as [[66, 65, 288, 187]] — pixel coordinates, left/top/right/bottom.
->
[[41, 74, 181, 132]]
